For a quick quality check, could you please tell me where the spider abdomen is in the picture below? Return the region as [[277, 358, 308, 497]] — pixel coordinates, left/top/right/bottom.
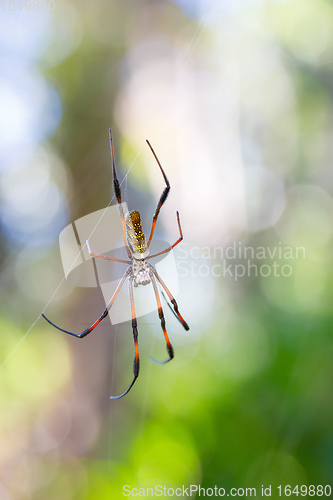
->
[[125, 211, 149, 260], [132, 260, 151, 287]]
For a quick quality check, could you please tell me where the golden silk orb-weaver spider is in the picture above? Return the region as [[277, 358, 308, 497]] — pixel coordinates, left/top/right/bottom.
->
[[42, 129, 189, 399]]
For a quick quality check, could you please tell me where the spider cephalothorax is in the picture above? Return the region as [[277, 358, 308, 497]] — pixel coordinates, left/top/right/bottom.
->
[[131, 259, 151, 287], [42, 129, 189, 399]]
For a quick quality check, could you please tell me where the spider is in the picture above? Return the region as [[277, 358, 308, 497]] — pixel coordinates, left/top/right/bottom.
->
[[42, 129, 189, 399]]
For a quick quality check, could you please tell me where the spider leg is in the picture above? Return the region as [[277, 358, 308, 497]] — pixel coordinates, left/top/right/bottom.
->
[[110, 278, 139, 399], [148, 211, 183, 259], [109, 129, 132, 259], [145, 140, 170, 248], [86, 239, 130, 264], [150, 274, 174, 365], [41, 268, 131, 338], [151, 268, 189, 331]]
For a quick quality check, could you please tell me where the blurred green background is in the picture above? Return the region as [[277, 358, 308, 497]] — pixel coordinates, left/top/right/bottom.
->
[[1, 0, 333, 498]]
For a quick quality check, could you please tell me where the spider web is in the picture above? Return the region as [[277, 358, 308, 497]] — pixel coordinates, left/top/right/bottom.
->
[[0, 0, 218, 378], [0, 6, 217, 492]]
